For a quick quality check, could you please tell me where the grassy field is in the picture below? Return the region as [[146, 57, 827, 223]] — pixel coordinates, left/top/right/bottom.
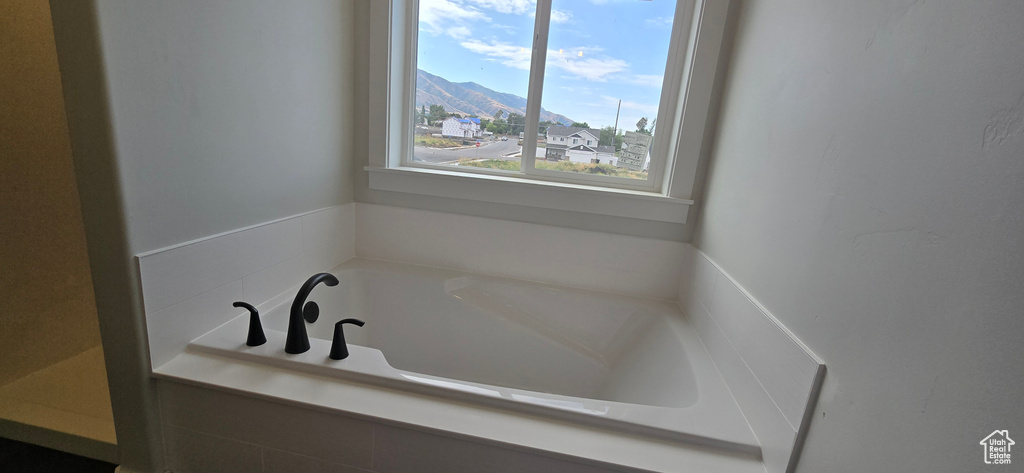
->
[[458, 159, 646, 180], [415, 135, 464, 148]]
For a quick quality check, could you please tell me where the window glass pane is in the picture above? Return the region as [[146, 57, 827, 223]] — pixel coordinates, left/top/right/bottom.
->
[[535, 0, 677, 180], [412, 0, 536, 171]]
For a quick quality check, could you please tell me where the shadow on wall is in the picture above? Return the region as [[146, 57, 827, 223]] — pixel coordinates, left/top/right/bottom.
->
[[0, 0, 103, 386]]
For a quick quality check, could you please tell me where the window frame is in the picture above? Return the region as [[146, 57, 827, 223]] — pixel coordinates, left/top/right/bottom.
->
[[366, 0, 730, 224]]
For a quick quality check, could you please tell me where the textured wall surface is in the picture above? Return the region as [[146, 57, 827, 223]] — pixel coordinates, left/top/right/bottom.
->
[[695, 0, 1024, 471], [0, 0, 101, 386], [50, 0, 361, 468], [93, 0, 358, 254]]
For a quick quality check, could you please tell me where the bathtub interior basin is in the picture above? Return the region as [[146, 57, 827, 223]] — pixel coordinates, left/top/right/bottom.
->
[[188, 258, 758, 454]]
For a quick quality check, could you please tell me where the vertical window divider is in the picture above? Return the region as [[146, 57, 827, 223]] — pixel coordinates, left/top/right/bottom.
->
[[402, 0, 420, 167], [522, 0, 552, 175]]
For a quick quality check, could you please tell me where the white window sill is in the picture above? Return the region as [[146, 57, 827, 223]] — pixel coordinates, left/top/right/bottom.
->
[[366, 166, 693, 224]]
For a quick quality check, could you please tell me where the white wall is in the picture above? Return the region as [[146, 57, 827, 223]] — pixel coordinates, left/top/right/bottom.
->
[[51, 1, 359, 470], [95, 0, 357, 254], [694, 0, 1024, 471]]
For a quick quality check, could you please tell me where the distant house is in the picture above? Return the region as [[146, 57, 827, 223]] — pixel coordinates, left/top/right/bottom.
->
[[441, 117, 482, 138], [544, 126, 616, 165]]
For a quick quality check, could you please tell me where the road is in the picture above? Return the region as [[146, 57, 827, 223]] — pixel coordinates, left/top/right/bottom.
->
[[412, 139, 521, 164]]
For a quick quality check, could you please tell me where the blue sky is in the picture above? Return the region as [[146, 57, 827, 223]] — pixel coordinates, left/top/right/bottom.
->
[[417, 0, 677, 131]]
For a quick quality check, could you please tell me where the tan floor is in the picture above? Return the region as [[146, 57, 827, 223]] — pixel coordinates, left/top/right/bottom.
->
[[0, 346, 116, 445]]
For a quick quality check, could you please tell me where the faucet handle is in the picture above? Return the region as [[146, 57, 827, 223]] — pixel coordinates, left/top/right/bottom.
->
[[302, 301, 320, 323], [233, 301, 266, 347], [329, 318, 365, 360]]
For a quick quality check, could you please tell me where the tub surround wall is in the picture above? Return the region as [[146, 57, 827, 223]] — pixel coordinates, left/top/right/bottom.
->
[[356, 204, 687, 301], [679, 246, 824, 473], [138, 202, 688, 371], [139, 203, 772, 472], [139, 204, 354, 370]]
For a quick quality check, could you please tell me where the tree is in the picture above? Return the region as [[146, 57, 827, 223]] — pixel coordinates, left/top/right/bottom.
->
[[599, 126, 625, 151], [419, 105, 427, 125], [506, 112, 525, 135], [539, 120, 554, 136], [490, 111, 509, 135], [570, 121, 590, 129], [427, 104, 448, 126], [486, 121, 508, 134]]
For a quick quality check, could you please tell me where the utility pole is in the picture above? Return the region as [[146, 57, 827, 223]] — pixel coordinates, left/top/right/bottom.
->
[[612, 99, 621, 148]]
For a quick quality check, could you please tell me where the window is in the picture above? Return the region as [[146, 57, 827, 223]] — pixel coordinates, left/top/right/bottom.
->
[[367, 0, 730, 224], [410, 0, 684, 190]]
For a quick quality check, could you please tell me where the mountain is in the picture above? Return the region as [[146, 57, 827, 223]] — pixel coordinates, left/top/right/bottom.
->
[[416, 69, 574, 125]]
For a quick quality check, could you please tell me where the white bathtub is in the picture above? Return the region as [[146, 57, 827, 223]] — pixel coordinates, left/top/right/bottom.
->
[[188, 258, 758, 455]]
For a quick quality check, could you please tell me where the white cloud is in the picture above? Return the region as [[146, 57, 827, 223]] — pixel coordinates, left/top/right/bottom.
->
[[422, 0, 573, 39], [550, 9, 573, 23], [466, 0, 535, 14], [492, 23, 519, 34], [460, 39, 533, 70], [602, 96, 659, 116], [550, 56, 628, 82], [527, 7, 573, 24], [645, 16, 674, 28], [419, 0, 488, 37], [458, 41, 633, 83], [627, 74, 664, 88], [547, 46, 628, 82], [445, 26, 473, 38]]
